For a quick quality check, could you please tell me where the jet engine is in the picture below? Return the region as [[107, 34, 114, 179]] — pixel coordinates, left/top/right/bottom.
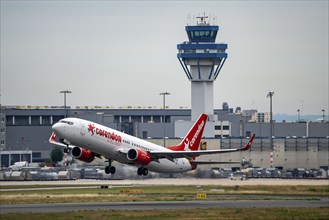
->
[[71, 147, 95, 163], [127, 148, 151, 165]]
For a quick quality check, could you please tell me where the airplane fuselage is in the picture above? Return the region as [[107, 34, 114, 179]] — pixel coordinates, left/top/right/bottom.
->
[[52, 118, 193, 173]]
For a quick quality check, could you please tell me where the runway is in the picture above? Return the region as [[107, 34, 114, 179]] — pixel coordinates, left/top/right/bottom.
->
[[1, 178, 328, 214], [1, 200, 328, 214]]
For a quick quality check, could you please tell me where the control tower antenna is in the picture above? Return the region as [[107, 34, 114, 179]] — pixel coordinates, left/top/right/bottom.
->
[[177, 14, 228, 121], [196, 14, 208, 25]]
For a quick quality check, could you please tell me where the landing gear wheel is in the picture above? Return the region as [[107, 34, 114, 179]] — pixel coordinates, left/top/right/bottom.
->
[[142, 168, 148, 176], [137, 167, 143, 176], [105, 159, 115, 174], [137, 167, 148, 176], [63, 148, 69, 153], [110, 166, 116, 174], [105, 166, 116, 174]]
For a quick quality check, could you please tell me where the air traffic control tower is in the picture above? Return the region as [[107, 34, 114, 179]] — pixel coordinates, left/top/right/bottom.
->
[[177, 16, 228, 121]]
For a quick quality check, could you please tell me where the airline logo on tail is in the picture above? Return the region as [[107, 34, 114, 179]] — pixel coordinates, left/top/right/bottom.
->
[[183, 139, 190, 151], [169, 113, 207, 152], [184, 120, 205, 151], [190, 120, 205, 147]]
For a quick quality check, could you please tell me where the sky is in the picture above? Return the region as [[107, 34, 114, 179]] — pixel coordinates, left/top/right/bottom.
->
[[0, 1, 328, 115]]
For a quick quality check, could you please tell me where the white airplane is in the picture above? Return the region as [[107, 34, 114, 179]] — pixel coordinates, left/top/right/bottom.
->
[[49, 113, 255, 176]]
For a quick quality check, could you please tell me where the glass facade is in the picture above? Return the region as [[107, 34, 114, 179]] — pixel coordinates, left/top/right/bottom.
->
[[6, 115, 64, 126]]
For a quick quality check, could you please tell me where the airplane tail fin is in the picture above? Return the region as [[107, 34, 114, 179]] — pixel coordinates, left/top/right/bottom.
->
[[242, 134, 255, 151], [167, 114, 208, 156]]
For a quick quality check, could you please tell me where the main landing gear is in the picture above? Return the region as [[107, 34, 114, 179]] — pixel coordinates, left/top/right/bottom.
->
[[105, 160, 116, 174], [137, 167, 148, 176], [63, 147, 70, 154]]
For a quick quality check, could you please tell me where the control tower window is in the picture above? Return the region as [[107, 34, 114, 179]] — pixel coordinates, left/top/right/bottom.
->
[[188, 30, 216, 42], [210, 31, 215, 38], [189, 31, 194, 39]]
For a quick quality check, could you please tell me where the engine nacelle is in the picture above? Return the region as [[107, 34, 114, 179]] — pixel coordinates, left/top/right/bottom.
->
[[127, 148, 151, 165], [71, 147, 95, 163]]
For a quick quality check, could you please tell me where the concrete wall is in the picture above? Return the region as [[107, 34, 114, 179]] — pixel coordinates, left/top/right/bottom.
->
[[243, 122, 329, 138], [5, 126, 53, 159]]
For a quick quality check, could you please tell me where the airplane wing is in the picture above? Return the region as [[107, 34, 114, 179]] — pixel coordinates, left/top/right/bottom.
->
[[190, 160, 241, 165], [149, 134, 255, 160]]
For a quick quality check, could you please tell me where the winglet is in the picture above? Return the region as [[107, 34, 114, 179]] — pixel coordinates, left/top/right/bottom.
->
[[49, 132, 57, 143], [242, 134, 255, 151], [49, 132, 67, 147]]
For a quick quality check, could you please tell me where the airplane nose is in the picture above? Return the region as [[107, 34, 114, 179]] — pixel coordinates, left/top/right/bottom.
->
[[52, 122, 62, 133]]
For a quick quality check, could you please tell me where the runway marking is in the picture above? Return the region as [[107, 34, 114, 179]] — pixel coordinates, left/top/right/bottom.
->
[[196, 193, 207, 199], [119, 189, 144, 193]]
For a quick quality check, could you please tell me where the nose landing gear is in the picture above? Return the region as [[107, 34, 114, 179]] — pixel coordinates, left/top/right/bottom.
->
[[61, 139, 71, 154]]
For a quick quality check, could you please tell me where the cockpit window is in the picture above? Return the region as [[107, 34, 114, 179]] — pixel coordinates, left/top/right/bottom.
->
[[59, 120, 74, 125]]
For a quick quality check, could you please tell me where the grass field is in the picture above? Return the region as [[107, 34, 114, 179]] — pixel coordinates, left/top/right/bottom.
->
[[1, 184, 328, 219], [1, 184, 328, 204], [1, 207, 329, 220]]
